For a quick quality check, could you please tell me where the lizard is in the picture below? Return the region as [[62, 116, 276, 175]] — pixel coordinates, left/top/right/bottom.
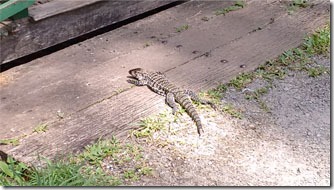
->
[[127, 68, 217, 136]]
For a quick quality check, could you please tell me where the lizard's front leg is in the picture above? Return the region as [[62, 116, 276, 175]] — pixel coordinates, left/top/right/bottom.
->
[[127, 79, 146, 86]]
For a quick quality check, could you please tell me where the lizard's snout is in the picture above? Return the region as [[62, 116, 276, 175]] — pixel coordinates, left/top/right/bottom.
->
[[128, 68, 143, 76]]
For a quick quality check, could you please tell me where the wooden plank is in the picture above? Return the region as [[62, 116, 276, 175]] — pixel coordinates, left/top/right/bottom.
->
[[0, 0, 329, 164], [29, 0, 102, 21], [0, 1, 238, 141], [0, 0, 177, 63]]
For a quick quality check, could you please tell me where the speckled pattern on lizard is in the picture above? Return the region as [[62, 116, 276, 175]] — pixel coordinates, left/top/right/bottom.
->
[[127, 68, 216, 136]]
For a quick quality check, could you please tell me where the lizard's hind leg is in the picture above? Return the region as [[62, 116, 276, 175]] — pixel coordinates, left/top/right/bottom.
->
[[166, 92, 179, 115], [184, 90, 218, 110]]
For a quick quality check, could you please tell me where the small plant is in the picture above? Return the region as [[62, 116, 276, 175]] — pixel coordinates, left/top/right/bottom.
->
[[199, 84, 228, 106], [138, 166, 152, 176], [175, 24, 189, 33], [244, 86, 272, 112], [229, 73, 254, 90], [0, 157, 29, 186], [304, 24, 330, 56], [255, 47, 313, 81], [80, 137, 120, 165], [123, 169, 139, 181], [306, 65, 329, 77], [222, 104, 243, 119], [132, 112, 170, 138], [0, 136, 150, 186], [33, 123, 48, 133], [0, 138, 20, 146], [258, 100, 270, 113], [215, 1, 246, 16], [244, 86, 271, 100]]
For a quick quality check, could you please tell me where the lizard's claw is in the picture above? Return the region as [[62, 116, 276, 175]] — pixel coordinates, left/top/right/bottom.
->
[[197, 126, 204, 137]]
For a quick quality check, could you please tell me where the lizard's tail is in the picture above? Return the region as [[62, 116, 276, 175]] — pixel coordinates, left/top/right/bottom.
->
[[178, 96, 203, 136]]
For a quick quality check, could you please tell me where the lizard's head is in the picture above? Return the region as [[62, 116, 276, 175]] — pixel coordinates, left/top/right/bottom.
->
[[128, 68, 145, 80]]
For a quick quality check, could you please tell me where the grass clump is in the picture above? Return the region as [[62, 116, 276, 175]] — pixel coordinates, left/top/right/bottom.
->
[[221, 104, 243, 119], [215, 1, 246, 16], [229, 73, 254, 90], [244, 86, 271, 100], [258, 100, 270, 113], [27, 160, 115, 186], [203, 24, 329, 114], [200, 84, 228, 104], [304, 24, 330, 56], [175, 24, 189, 33], [79, 137, 120, 165], [0, 156, 107, 186], [132, 111, 172, 139], [0, 138, 20, 146], [306, 65, 329, 77], [0, 137, 151, 186], [0, 157, 29, 186], [33, 123, 48, 133]]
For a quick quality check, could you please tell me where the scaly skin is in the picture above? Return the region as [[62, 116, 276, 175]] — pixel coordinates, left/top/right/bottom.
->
[[128, 68, 216, 136]]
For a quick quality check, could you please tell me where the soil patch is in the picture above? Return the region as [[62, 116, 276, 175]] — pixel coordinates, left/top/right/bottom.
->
[[119, 55, 330, 186]]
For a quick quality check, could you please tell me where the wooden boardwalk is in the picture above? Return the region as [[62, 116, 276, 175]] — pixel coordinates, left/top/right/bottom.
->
[[0, 0, 329, 164]]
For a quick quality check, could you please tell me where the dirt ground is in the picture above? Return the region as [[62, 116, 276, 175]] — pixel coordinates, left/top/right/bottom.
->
[[116, 55, 330, 186]]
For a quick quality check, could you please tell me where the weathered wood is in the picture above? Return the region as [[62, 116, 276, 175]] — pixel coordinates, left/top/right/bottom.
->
[[29, 0, 102, 21], [0, 0, 329, 164], [0, 0, 177, 63]]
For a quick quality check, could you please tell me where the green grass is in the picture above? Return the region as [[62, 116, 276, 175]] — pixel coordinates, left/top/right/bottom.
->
[[304, 24, 330, 56], [27, 160, 119, 186], [244, 86, 271, 100], [79, 137, 120, 165], [0, 157, 29, 186], [215, 1, 246, 16], [221, 104, 243, 119], [138, 166, 152, 176], [203, 24, 329, 114], [123, 169, 139, 181], [229, 73, 254, 90], [0, 138, 20, 146], [306, 65, 329, 77], [131, 111, 172, 139], [175, 24, 189, 33], [33, 123, 48, 133], [200, 84, 227, 104], [0, 137, 151, 186], [258, 100, 270, 113]]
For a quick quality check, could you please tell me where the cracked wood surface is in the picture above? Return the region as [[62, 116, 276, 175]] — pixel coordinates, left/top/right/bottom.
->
[[0, 0, 329, 164]]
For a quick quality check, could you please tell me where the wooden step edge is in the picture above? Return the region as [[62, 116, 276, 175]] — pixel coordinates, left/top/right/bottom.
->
[[28, 0, 102, 21]]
